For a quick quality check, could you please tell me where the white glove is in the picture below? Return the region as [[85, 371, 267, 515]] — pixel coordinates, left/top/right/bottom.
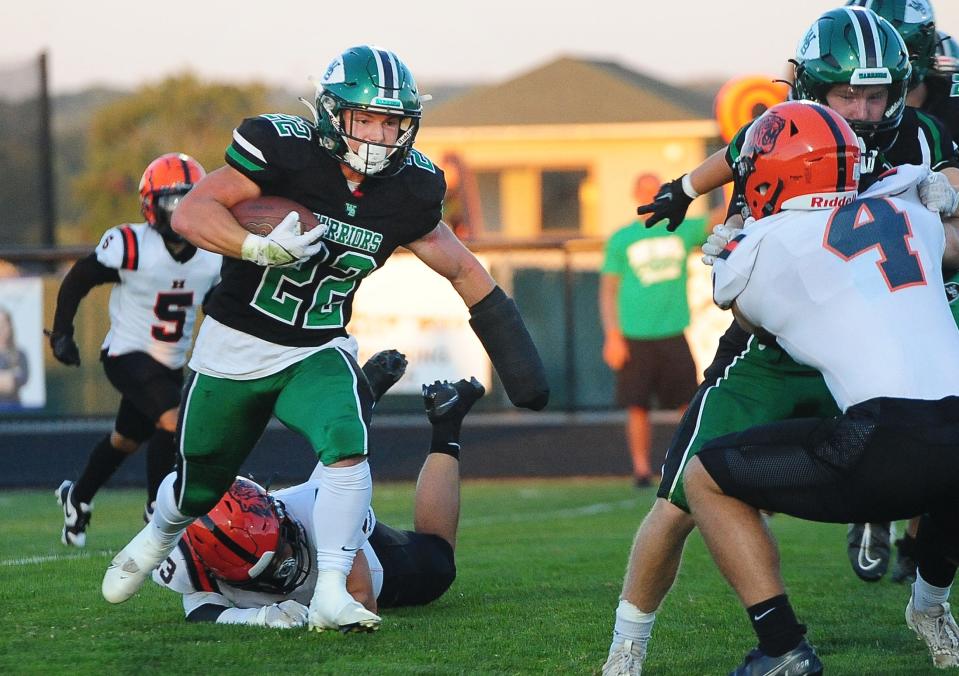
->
[[254, 601, 310, 629], [701, 223, 743, 266], [919, 171, 959, 216], [216, 600, 309, 628], [241, 211, 328, 267]]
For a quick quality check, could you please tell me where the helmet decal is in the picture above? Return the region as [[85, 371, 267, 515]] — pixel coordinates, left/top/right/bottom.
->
[[753, 113, 787, 154]]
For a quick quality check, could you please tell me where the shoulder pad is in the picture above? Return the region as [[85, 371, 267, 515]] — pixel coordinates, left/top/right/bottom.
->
[[401, 149, 447, 204], [226, 114, 318, 178], [95, 224, 140, 271]]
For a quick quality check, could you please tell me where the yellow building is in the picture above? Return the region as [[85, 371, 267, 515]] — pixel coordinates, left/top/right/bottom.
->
[[415, 56, 720, 240]]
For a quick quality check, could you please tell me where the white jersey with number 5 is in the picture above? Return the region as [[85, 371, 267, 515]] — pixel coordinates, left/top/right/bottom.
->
[[713, 165, 959, 411], [95, 222, 221, 369]]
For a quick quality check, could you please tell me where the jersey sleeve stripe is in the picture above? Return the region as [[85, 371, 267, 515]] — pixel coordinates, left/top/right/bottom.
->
[[226, 145, 265, 173], [119, 226, 139, 270], [915, 110, 945, 164]]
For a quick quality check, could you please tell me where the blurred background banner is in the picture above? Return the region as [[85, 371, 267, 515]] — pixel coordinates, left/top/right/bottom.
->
[[351, 254, 492, 393], [0, 277, 46, 409]]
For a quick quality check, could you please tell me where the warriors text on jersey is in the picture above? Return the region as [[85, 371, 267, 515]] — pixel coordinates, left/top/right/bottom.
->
[[95, 223, 221, 369], [208, 113, 447, 348], [151, 480, 382, 617], [712, 165, 959, 411]]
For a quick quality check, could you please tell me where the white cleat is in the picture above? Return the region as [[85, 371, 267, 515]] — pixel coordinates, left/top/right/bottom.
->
[[906, 595, 959, 669], [308, 570, 381, 634], [602, 638, 647, 676], [101, 523, 177, 604]]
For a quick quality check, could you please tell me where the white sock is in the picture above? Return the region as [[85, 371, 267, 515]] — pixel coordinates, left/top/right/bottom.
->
[[152, 472, 193, 546], [612, 598, 656, 645], [313, 461, 372, 575], [913, 571, 952, 613]]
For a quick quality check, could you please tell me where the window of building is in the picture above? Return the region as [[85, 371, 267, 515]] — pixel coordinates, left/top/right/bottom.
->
[[541, 169, 587, 233]]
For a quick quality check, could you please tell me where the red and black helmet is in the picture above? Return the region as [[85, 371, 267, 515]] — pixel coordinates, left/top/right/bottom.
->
[[735, 101, 861, 221], [138, 153, 205, 241], [185, 477, 310, 594]]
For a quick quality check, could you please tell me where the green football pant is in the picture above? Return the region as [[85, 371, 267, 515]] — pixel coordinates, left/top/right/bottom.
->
[[175, 347, 372, 515], [657, 337, 841, 512]]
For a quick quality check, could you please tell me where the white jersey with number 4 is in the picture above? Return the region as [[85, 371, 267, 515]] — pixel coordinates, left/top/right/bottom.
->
[[713, 164, 959, 411], [95, 222, 221, 369]]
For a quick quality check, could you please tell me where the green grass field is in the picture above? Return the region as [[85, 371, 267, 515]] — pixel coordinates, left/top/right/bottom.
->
[[0, 478, 940, 674]]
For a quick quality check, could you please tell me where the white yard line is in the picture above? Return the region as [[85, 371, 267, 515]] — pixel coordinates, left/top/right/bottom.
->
[[460, 498, 640, 526], [1, 550, 111, 567]]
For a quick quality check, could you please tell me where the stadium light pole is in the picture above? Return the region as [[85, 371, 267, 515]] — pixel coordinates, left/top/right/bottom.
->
[[39, 51, 56, 248]]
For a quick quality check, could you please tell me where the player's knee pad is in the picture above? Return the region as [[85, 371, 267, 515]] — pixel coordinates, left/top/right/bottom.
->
[[417, 537, 456, 604]]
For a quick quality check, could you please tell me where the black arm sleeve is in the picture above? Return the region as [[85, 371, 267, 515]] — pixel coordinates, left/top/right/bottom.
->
[[186, 603, 230, 623], [469, 286, 549, 411], [52, 253, 120, 334]]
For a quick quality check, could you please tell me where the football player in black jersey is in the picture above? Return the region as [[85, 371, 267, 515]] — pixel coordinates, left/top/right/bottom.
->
[[100, 45, 548, 635], [602, 8, 959, 675]]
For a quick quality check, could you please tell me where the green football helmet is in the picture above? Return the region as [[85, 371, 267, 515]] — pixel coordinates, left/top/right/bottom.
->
[[845, 0, 936, 85], [931, 30, 959, 78], [794, 6, 911, 152], [312, 45, 423, 177]]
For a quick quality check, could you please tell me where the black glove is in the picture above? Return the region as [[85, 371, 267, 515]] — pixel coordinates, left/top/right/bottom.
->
[[48, 330, 81, 367], [361, 349, 407, 403], [637, 175, 694, 231]]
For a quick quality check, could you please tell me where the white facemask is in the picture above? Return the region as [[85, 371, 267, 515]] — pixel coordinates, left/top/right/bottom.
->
[[344, 140, 392, 175]]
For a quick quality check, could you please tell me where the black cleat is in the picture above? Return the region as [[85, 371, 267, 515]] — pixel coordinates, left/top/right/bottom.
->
[[56, 480, 92, 547], [891, 534, 918, 585], [847, 522, 891, 582], [362, 349, 407, 403], [730, 639, 823, 676], [423, 377, 485, 423]]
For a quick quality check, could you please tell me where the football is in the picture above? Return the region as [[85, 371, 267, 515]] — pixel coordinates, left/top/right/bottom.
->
[[229, 196, 319, 236]]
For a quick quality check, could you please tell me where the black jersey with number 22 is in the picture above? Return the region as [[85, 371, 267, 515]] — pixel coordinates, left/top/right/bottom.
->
[[206, 113, 447, 347]]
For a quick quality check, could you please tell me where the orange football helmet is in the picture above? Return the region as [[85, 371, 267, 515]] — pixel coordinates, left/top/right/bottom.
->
[[185, 477, 310, 594], [735, 101, 861, 221], [138, 153, 205, 239]]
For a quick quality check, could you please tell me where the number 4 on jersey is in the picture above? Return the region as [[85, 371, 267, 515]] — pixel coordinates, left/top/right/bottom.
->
[[823, 197, 926, 291]]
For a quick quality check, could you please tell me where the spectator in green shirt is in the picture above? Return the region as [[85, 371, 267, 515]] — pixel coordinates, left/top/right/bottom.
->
[[599, 173, 706, 486]]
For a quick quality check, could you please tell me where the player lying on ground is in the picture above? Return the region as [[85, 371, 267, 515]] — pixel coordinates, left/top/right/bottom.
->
[[152, 375, 484, 628]]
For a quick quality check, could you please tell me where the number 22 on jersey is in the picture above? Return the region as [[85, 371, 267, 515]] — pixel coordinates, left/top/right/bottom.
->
[[250, 251, 377, 328]]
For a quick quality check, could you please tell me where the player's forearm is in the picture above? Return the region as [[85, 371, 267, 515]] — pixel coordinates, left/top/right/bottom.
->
[[943, 218, 959, 268], [172, 166, 261, 259], [53, 254, 117, 334], [690, 147, 735, 196], [172, 196, 250, 259]]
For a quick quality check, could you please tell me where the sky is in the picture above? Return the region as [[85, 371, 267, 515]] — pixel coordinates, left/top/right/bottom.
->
[[7, 0, 959, 96]]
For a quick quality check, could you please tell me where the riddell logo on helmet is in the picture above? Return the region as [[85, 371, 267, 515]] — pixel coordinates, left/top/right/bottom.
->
[[781, 191, 857, 210], [809, 195, 854, 207]]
